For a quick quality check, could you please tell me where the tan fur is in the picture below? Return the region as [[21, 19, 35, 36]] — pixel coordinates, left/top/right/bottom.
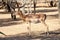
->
[[17, 10, 46, 23]]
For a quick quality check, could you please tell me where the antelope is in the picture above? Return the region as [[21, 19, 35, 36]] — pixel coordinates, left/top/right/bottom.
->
[[15, 9, 49, 36], [15, 1, 49, 36], [16, 10, 49, 35]]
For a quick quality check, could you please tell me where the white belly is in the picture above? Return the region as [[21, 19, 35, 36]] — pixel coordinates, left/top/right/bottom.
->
[[25, 18, 40, 23], [30, 18, 40, 23]]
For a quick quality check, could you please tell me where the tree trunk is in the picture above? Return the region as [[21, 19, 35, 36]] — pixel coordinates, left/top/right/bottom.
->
[[59, 0, 60, 19], [33, 0, 36, 14]]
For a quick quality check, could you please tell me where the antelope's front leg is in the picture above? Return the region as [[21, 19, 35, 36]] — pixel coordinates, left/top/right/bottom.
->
[[22, 18, 30, 24], [26, 19, 31, 24]]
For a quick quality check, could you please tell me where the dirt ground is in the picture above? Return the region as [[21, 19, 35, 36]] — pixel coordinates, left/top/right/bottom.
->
[[0, 5, 60, 40]]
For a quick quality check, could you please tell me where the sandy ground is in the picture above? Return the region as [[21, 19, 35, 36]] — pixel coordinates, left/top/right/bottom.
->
[[0, 5, 60, 40]]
